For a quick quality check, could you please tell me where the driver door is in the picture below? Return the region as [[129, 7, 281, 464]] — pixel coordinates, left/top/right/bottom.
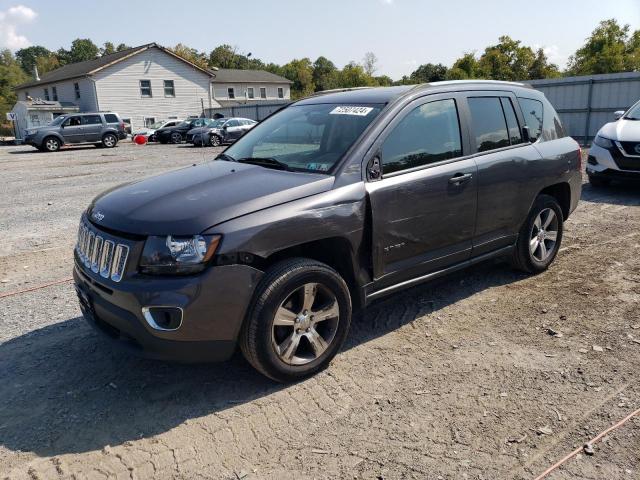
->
[[366, 94, 478, 290], [62, 115, 84, 143]]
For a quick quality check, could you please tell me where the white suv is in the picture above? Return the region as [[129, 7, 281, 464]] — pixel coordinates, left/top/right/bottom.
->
[[587, 100, 640, 186]]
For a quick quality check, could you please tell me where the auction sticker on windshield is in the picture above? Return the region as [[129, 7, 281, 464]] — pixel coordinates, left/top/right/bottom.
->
[[330, 106, 374, 116]]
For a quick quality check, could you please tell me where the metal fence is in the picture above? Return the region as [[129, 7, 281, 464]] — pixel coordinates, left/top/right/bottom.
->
[[204, 101, 290, 122], [527, 72, 640, 145]]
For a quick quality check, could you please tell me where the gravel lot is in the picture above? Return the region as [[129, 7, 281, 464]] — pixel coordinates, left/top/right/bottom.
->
[[1, 141, 639, 479]]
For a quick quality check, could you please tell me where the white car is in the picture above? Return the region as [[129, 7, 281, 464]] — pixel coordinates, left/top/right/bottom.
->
[[132, 119, 184, 142], [587, 100, 640, 186]]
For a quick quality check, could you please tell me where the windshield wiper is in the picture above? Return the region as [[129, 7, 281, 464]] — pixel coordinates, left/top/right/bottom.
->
[[216, 153, 236, 162], [623, 116, 640, 120], [236, 157, 292, 171]]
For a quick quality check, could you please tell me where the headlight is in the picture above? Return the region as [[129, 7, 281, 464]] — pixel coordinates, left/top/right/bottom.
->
[[593, 135, 614, 149], [26, 129, 36, 135], [139, 234, 221, 275]]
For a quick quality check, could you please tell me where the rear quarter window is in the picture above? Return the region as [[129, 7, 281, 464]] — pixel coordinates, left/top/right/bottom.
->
[[104, 114, 119, 123], [517, 98, 543, 143]]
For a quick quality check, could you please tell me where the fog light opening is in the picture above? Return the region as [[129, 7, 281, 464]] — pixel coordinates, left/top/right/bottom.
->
[[142, 306, 183, 331]]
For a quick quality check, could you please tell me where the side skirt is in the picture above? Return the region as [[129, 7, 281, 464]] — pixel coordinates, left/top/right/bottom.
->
[[364, 245, 514, 304]]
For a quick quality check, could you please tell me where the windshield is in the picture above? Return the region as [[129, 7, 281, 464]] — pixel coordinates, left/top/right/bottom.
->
[[220, 103, 383, 173], [625, 101, 640, 120], [210, 119, 226, 128], [150, 121, 165, 129], [49, 116, 66, 126]]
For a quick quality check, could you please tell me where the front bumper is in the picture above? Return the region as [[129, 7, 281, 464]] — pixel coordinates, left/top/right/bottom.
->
[[73, 259, 263, 362], [588, 143, 640, 175]]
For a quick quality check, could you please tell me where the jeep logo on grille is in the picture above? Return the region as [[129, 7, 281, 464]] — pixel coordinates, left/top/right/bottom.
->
[[634, 144, 640, 155], [92, 211, 105, 221]]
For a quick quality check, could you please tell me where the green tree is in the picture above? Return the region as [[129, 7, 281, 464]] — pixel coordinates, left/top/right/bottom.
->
[[57, 38, 100, 65], [35, 54, 60, 75], [450, 52, 479, 79], [409, 63, 448, 83], [15, 46, 51, 74], [281, 58, 315, 98], [477, 36, 535, 80], [101, 42, 116, 56], [337, 62, 376, 88], [116, 43, 130, 52], [170, 43, 209, 70], [209, 44, 242, 69], [567, 19, 630, 75], [0, 49, 29, 122], [529, 48, 561, 79], [374, 75, 394, 86], [312, 56, 338, 91], [362, 52, 378, 76], [626, 30, 640, 71]]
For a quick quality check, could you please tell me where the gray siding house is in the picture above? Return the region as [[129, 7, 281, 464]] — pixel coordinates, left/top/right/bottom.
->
[[12, 43, 292, 135]]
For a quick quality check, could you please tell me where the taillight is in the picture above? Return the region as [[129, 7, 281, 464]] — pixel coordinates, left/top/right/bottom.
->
[[120, 122, 125, 130]]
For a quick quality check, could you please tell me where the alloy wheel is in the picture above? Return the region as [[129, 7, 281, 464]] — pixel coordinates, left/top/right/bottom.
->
[[529, 208, 559, 262], [171, 132, 182, 143], [103, 135, 116, 147], [271, 282, 340, 366], [45, 138, 59, 151]]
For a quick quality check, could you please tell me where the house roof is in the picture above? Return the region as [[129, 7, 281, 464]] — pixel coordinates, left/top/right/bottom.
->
[[15, 43, 217, 90], [211, 68, 293, 84]]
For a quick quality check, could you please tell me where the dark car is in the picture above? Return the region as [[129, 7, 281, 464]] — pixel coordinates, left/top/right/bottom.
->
[[73, 81, 582, 382], [23, 112, 126, 152], [187, 117, 257, 147], [156, 118, 217, 144]]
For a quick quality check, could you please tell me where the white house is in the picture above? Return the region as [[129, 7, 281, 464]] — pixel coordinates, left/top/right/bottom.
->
[[12, 43, 292, 137]]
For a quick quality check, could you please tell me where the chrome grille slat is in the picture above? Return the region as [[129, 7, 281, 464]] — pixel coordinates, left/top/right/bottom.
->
[[76, 220, 130, 283]]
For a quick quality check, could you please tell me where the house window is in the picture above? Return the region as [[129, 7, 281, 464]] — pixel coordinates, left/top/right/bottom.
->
[[227, 87, 235, 99], [277, 87, 284, 99], [44, 88, 50, 101], [52, 86, 58, 101], [74, 82, 80, 99], [260, 87, 266, 99], [144, 117, 156, 128], [247, 87, 254, 99], [30, 114, 40, 126], [140, 80, 152, 97], [164, 80, 175, 97]]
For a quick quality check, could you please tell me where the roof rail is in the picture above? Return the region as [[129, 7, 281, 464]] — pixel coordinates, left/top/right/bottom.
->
[[427, 79, 533, 89], [308, 87, 374, 97]]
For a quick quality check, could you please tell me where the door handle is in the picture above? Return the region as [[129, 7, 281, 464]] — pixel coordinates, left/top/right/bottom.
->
[[448, 173, 473, 185]]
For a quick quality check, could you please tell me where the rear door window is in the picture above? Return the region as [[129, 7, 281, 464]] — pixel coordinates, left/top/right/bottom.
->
[[82, 115, 102, 125], [104, 114, 119, 123], [517, 98, 543, 142], [382, 98, 462, 174], [467, 97, 510, 152]]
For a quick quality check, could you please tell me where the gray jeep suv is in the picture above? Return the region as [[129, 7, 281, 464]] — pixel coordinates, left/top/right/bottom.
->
[[24, 112, 127, 152], [73, 81, 582, 382]]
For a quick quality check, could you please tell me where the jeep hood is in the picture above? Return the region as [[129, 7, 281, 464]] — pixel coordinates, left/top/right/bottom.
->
[[599, 119, 640, 142], [88, 160, 334, 235]]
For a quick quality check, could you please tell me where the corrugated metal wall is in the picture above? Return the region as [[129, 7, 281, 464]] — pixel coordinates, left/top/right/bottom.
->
[[527, 72, 640, 145], [204, 101, 289, 121]]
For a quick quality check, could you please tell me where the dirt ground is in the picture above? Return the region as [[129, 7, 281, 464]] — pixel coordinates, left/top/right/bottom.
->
[[0, 141, 639, 480]]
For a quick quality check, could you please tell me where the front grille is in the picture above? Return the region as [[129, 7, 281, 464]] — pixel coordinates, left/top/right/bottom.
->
[[611, 146, 640, 171], [618, 141, 640, 157], [76, 221, 130, 282]]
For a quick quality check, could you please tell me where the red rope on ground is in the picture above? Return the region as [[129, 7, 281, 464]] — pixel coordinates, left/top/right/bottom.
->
[[0, 277, 73, 299], [533, 406, 640, 480]]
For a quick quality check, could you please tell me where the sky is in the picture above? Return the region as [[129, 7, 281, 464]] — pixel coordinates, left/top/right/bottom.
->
[[1, 0, 639, 79]]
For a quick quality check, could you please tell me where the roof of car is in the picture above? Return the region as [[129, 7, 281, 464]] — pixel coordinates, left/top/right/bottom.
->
[[296, 80, 535, 106]]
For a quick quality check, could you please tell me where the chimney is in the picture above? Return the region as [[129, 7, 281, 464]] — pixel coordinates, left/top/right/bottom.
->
[[33, 65, 40, 81]]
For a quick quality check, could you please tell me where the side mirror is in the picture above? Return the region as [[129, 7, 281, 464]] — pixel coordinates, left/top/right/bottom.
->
[[223, 125, 228, 130], [367, 155, 382, 181], [522, 125, 531, 143], [614, 110, 625, 120]]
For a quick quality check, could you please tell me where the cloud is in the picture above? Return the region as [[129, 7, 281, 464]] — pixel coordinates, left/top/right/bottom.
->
[[380, 0, 394, 4], [534, 44, 567, 68], [0, 5, 37, 50]]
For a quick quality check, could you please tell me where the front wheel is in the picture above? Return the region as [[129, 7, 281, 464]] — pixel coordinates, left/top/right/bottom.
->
[[210, 134, 221, 147], [240, 258, 352, 383], [511, 194, 563, 274], [42, 136, 61, 152], [170, 132, 182, 144]]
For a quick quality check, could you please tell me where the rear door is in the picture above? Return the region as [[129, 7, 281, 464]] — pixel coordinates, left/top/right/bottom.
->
[[81, 114, 103, 142], [366, 94, 478, 289], [224, 119, 243, 140], [462, 92, 544, 255], [61, 115, 83, 143]]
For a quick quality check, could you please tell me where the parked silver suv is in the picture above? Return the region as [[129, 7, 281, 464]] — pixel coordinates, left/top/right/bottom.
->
[[24, 112, 127, 152]]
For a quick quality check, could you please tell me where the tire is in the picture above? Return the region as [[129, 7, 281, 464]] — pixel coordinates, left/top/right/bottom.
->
[[42, 136, 61, 152], [102, 133, 118, 148], [210, 134, 221, 147], [240, 258, 352, 383], [170, 132, 182, 144], [588, 175, 610, 188], [511, 194, 564, 274]]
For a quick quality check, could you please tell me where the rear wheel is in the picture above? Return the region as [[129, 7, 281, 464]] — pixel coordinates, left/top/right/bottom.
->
[[170, 132, 182, 144], [240, 258, 352, 382], [102, 133, 118, 148], [42, 136, 61, 152], [511, 194, 563, 274], [588, 175, 610, 187]]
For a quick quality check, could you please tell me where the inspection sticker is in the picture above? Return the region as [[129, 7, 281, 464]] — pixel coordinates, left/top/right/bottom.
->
[[330, 106, 374, 116]]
